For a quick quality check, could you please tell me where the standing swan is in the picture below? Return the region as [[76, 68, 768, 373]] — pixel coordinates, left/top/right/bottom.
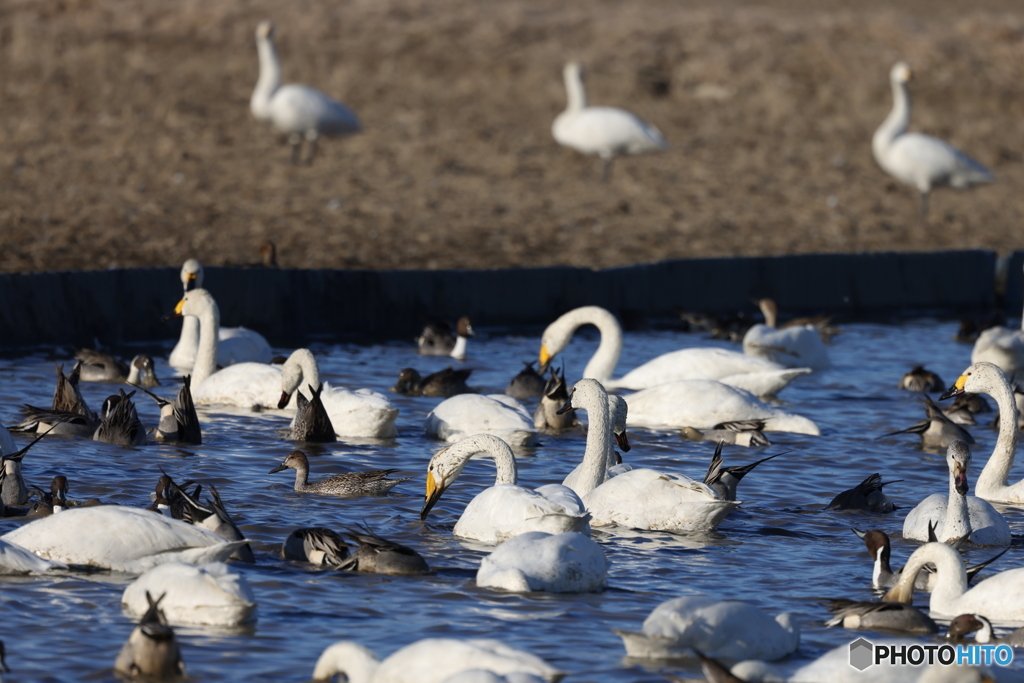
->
[[872, 62, 993, 217], [251, 21, 361, 164], [552, 62, 669, 180]]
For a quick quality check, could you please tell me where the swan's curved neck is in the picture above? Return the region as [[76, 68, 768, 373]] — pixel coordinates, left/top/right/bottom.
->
[[898, 544, 968, 609], [177, 316, 199, 360], [551, 307, 623, 384], [287, 350, 321, 400], [873, 77, 909, 156], [251, 36, 281, 118], [977, 379, 1019, 495], [943, 464, 971, 542], [311, 643, 380, 683], [569, 388, 611, 497], [191, 300, 221, 386], [564, 67, 587, 111]]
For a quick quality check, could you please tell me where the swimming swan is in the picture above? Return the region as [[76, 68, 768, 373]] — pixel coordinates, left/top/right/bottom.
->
[[251, 21, 361, 165], [311, 639, 563, 683], [872, 62, 993, 217], [122, 562, 257, 626], [476, 531, 607, 593], [169, 259, 272, 370], [552, 62, 669, 181], [419, 433, 591, 544], [940, 362, 1024, 504], [564, 379, 741, 532], [425, 394, 537, 447], [0, 538, 66, 574], [902, 440, 1010, 546], [539, 306, 810, 396], [742, 298, 830, 370]]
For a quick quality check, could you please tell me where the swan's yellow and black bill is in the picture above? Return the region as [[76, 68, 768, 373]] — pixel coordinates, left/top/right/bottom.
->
[[420, 471, 442, 520], [277, 391, 291, 410], [539, 344, 552, 372], [162, 298, 186, 322], [939, 374, 968, 400]]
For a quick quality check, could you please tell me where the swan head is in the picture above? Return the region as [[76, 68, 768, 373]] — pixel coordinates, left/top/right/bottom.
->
[[948, 440, 971, 496], [269, 450, 308, 474], [890, 61, 913, 85], [420, 444, 470, 520], [312, 641, 380, 682], [277, 349, 317, 408], [173, 288, 218, 322], [940, 362, 1006, 400], [256, 20, 275, 41], [609, 394, 630, 451], [558, 378, 609, 415], [180, 258, 203, 291]]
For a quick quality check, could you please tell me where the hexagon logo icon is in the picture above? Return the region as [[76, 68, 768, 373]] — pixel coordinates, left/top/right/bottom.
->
[[849, 638, 874, 671]]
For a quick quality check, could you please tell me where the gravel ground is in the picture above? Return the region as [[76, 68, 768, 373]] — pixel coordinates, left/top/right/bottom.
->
[[2, 0, 1023, 273]]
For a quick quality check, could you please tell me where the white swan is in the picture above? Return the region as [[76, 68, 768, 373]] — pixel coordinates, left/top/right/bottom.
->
[[168, 259, 272, 370], [0, 538, 66, 574], [941, 362, 1024, 504], [553, 62, 668, 180], [742, 299, 830, 370], [885, 541, 1024, 620], [443, 672, 547, 683], [614, 594, 799, 662], [565, 379, 741, 532], [562, 394, 630, 491], [971, 268, 1024, 373], [902, 440, 1010, 546], [311, 639, 562, 683], [476, 531, 607, 593], [419, 433, 590, 544], [0, 506, 244, 573], [251, 21, 360, 164], [539, 306, 809, 396], [122, 562, 257, 626], [425, 394, 537, 447], [873, 62, 993, 217]]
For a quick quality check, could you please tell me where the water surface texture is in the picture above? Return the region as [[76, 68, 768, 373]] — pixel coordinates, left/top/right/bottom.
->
[[1, 319, 1023, 681]]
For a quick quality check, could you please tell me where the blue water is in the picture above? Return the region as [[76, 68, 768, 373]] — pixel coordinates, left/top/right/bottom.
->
[[1, 318, 1023, 682]]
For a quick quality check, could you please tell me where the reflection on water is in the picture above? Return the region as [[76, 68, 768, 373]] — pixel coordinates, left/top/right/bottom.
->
[[1, 319, 1023, 681]]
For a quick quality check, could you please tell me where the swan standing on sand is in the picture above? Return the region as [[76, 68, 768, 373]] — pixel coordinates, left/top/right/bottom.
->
[[169, 259, 272, 370], [419, 433, 590, 543], [539, 306, 810, 397], [872, 61, 993, 217], [552, 62, 669, 180], [902, 440, 1010, 546], [251, 21, 360, 165]]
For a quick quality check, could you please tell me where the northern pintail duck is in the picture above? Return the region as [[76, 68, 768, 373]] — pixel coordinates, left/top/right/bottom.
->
[[114, 591, 186, 679], [821, 598, 937, 634], [898, 365, 945, 393], [141, 376, 201, 445], [74, 349, 160, 387], [703, 443, 786, 501], [883, 395, 974, 449], [291, 383, 336, 442], [682, 419, 771, 447], [947, 614, 1024, 647], [171, 481, 254, 563], [504, 361, 546, 400], [391, 367, 473, 398], [270, 450, 408, 496], [28, 474, 68, 516], [13, 363, 98, 437], [533, 366, 577, 431], [416, 316, 475, 360], [1, 430, 49, 507], [282, 526, 430, 575], [93, 389, 147, 447], [825, 473, 901, 512], [148, 474, 195, 519]]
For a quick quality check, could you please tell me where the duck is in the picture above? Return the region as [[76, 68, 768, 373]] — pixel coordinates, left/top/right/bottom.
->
[[282, 526, 430, 575], [122, 562, 257, 626], [1, 430, 49, 506], [74, 349, 159, 387], [613, 594, 799, 661], [114, 592, 186, 679], [290, 383, 336, 442], [539, 306, 810, 396], [902, 440, 1011, 546], [13, 363, 99, 437], [419, 433, 591, 544], [425, 394, 538, 447], [681, 420, 771, 447], [947, 614, 1024, 648], [92, 389, 148, 447], [899, 365, 945, 393], [392, 367, 473, 398], [825, 473, 900, 512], [0, 505, 245, 573], [169, 259, 273, 370], [251, 21, 360, 164], [884, 541, 1024, 620], [741, 298, 830, 371], [269, 450, 408, 496], [533, 366, 578, 431], [171, 481, 255, 563], [505, 361, 546, 400], [940, 362, 1024, 503], [703, 443, 785, 501], [28, 474, 69, 516], [417, 316, 476, 360], [821, 597, 937, 634], [563, 379, 740, 532], [141, 376, 202, 445], [872, 61, 994, 217], [311, 639, 562, 683], [476, 530, 607, 593], [552, 61, 669, 181], [883, 395, 974, 449]]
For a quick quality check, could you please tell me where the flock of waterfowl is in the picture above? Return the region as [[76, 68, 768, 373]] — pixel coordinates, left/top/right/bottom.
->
[[4, 259, 1024, 681]]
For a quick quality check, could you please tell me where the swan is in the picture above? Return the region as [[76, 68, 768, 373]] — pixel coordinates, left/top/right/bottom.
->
[[122, 562, 257, 626], [971, 267, 1024, 374], [425, 394, 538, 447], [0, 506, 245, 573], [902, 440, 1011, 546], [564, 379, 740, 532], [168, 259, 272, 370], [742, 299, 830, 370], [614, 594, 799, 661], [419, 433, 591, 543], [476, 531, 607, 593], [561, 393, 629, 490], [251, 21, 360, 165], [552, 62, 669, 180], [873, 62, 993, 217], [539, 306, 810, 396], [940, 362, 1024, 503], [885, 541, 1024, 620], [114, 592, 186, 679], [311, 639, 562, 683], [0, 538, 66, 573], [443, 673, 548, 683]]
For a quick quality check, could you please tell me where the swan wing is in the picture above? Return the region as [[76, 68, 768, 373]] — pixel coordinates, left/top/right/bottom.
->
[[272, 84, 360, 135], [476, 531, 607, 593], [426, 395, 537, 446], [454, 484, 590, 543], [743, 325, 830, 370], [902, 493, 949, 541], [376, 638, 562, 683], [0, 538, 66, 573], [612, 348, 789, 390], [316, 382, 398, 438], [191, 362, 282, 408], [216, 326, 273, 366], [122, 561, 257, 626], [554, 106, 667, 156]]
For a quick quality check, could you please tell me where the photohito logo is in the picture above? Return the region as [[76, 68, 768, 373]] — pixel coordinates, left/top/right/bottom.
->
[[848, 639, 1014, 670]]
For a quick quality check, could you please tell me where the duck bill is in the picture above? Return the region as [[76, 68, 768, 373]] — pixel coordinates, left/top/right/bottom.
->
[[268, 463, 288, 474], [538, 344, 552, 373], [555, 400, 573, 416], [420, 472, 443, 520], [614, 430, 631, 452], [162, 298, 186, 322], [939, 374, 968, 400], [277, 391, 292, 410]]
